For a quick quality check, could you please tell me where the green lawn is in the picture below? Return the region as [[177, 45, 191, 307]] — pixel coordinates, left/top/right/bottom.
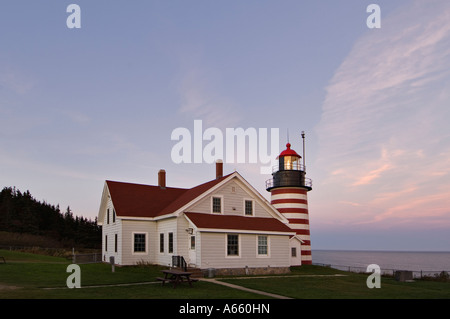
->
[[223, 267, 450, 299], [0, 249, 264, 299], [1, 249, 449, 299]]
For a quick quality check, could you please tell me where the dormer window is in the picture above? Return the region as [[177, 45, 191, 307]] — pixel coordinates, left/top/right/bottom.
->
[[212, 196, 222, 214], [244, 200, 254, 216]]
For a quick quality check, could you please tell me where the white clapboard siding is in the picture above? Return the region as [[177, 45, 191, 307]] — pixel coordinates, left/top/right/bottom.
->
[[199, 233, 290, 269], [188, 180, 272, 218], [177, 215, 190, 262], [121, 220, 156, 265], [102, 198, 122, 264], [155, 217, 178, 267]]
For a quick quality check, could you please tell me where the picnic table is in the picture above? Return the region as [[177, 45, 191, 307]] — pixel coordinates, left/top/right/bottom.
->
[[157, 269, 198, 288]]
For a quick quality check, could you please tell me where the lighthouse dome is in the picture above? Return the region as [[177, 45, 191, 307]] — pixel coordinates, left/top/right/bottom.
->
[[277, 143, 301, 159]]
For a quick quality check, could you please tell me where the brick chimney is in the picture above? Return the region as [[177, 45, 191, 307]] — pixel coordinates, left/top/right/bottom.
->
[[158, 169, 166, 188], [216, 160, 223, 179]]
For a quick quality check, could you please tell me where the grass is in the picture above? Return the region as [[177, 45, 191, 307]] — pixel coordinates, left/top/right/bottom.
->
[[0, 249, 263, 299], [223, 267, 450, 299], [1, 249, 450, 299]]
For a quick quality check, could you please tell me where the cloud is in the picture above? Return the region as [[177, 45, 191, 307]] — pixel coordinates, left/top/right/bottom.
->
[[178, 67, 242, 128], [0, 69, 35, 95], [314, 0, 450, 229]]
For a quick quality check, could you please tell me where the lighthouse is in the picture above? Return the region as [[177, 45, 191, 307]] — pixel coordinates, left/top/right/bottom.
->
[[266, 133, 313, 265]]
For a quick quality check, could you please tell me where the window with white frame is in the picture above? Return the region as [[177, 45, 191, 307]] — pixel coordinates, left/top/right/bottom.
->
[[244, 199, 253, 216], [291, 247, 297, 257], [190, 236, 195, 250], [133, 233, 146, 253], [258, 235, 268, 256], [227, 234, 239, 256], [212, 196, 222, 213], [168, 232, 174, 253], [160, 233, 164, 253]]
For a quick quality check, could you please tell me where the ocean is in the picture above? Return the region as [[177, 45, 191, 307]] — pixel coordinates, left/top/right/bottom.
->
[[312, 250, 450, 276]]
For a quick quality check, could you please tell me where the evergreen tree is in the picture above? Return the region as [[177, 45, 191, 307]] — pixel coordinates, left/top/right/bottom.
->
[[0, 186, 101, 248]]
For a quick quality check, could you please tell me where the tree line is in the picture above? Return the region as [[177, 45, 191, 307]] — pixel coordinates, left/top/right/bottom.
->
[[0, 186, 101, 249]]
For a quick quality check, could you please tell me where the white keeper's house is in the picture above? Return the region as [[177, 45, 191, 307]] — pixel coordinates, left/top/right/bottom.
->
[[98, 142, 313, 275]]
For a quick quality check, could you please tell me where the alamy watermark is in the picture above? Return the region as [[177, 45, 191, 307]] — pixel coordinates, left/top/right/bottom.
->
[[366, 264, 381, 288], [171, 120, 279, 174], [66, 264, 81, 288]]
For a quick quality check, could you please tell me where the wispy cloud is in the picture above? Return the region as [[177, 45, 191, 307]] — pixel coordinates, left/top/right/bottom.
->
[[176, 57, 241, 128], [314, 0, 450, 229], [0, 69, 35, 95]]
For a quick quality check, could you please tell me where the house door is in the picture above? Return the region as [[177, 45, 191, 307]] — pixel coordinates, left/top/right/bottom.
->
[[188, 235, 196, 266]]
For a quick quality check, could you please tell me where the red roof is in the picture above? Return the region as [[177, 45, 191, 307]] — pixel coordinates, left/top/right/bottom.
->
[[106, 173, 232, 218], [184, 212, 294, 233], [277, 143, 301, 159]]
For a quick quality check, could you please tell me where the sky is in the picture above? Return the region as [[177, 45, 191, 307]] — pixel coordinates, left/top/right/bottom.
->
[[1, 1, 449, 251]]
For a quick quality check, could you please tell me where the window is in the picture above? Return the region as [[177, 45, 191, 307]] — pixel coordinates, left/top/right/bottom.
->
[[190, 236, 195, 250], [113, 209, 116, 223], [168, 232, 173, 253], [105, 235, 108, 252], [114, 234, 118, 253], [107, 209, 110, 224], [134, 233, 146, 253], [227, 234, 239, 256], [244, 200, 253, 216], [160, 233, 164, 253], [212, 196, 222, 213], [258, 236, 268, 255], [291, 247, 297, 257]]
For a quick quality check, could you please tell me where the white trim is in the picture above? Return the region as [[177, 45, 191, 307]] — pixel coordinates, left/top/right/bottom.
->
[[196, 227, 295, 236], [120, 216, 155, 221], [104, 172, 293, 225], [290, 235, 304, 244], [131, 231, 148, 255], [211, 195, 224, 214], [183, 214, 199, 233], [256, 235, 270, 258], [225, 233, 241, 258], [168, 232, 174, 254], [159, 232, 165, 254], [243, 198, 255, 216], [170, 173, 237, 218], [232, 174, 291, 224], [97, 182, 111, 226]]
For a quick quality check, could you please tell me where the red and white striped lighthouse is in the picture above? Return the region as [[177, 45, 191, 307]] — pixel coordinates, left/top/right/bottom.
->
[[266, 134, 313, 265]]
